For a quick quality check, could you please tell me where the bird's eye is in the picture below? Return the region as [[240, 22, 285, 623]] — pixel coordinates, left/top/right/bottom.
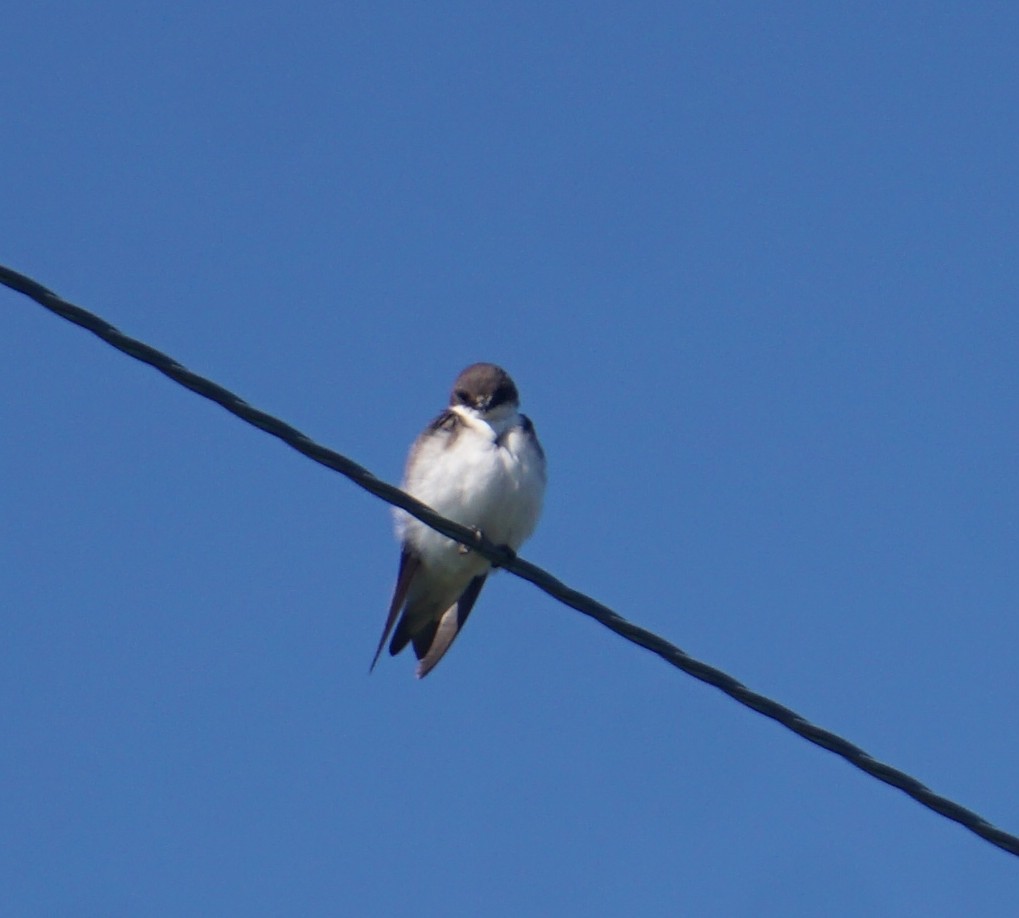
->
[[455, 389, 470, 404]]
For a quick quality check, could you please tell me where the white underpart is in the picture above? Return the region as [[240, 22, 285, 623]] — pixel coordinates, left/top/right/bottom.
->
[[395, 403, 546, 583]]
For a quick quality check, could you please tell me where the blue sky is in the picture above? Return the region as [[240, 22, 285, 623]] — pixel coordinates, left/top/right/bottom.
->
[[3, 3, 1018, 915]]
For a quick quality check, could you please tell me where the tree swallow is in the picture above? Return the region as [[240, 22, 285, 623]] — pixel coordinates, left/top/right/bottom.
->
[[371, 363, 546, 678]]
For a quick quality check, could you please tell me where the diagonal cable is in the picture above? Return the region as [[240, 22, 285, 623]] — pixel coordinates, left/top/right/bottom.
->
[[2, 261, 1017, 859]]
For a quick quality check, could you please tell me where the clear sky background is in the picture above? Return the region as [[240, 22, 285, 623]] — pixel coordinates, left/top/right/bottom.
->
[[3, 4, 1018, 915]]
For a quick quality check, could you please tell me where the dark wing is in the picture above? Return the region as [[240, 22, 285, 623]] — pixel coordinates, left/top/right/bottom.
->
[[496, 413, 545, 464], [369, 548, 420, 672], [519, 414, 545, 460], [374, 407, 486, 677], [427, 408, 460, 435]]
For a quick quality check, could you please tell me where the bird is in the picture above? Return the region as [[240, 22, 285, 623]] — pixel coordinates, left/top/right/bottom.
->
[[371, 363, 546, 678]]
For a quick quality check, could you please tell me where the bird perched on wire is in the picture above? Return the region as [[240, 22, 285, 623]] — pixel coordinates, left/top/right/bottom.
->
[[371, 363, 546, 677]]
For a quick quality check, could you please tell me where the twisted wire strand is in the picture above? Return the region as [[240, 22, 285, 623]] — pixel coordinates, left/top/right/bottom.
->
[[3, 262, 1016, 858]]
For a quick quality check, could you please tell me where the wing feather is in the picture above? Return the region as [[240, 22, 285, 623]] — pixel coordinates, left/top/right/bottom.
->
[[369, 549, 420, 672]]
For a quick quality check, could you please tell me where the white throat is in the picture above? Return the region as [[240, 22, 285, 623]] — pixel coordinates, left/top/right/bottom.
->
[[451, 403, 520, 439]]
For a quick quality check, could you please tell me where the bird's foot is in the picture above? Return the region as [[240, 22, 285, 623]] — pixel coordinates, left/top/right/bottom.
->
[[457, 526, 484, 555], [492, 544, 516, 569], [457, 528, 515, 568]]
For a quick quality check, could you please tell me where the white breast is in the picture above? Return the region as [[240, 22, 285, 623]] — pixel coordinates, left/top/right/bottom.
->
[[396, 410, 546, 576]]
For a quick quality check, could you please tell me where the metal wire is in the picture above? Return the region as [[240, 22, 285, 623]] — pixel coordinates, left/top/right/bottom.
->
[[3, 261, 1017, 859]]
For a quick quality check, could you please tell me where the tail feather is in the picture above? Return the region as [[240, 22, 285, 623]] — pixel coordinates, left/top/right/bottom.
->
[[374, 556, 489, 677], [415, 574, 488, 678]]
